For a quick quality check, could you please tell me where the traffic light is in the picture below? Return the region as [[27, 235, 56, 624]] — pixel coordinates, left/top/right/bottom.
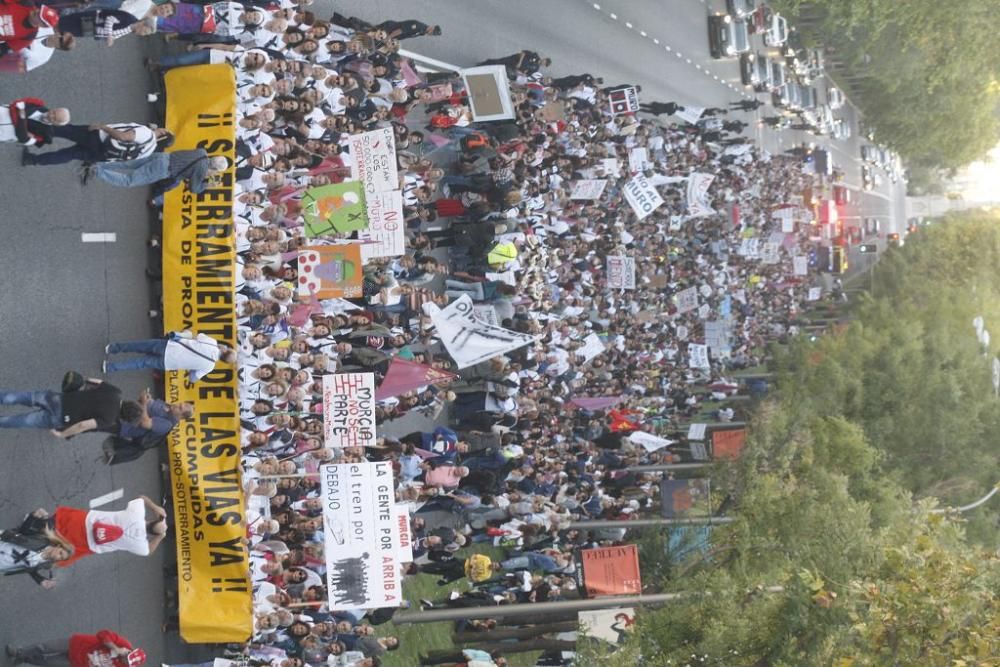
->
[[859, 244, 878, 254]]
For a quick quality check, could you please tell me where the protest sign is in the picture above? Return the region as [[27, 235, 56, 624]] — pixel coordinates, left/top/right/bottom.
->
[[807, 287, 823, 301], [323, 373, 376, 447], [686, 172, 716, 217], [600, 158, 622, 176], [607, 256, 637, 289], [660, 479, 712, 517], [570, 179, 609, 200], [704, 320, 731, 354], [687, 423, 707, 440], [462, 65, 516, 121], [320, 462, 402, 610], [349, 127, 398, 196], [688, 343, 710, 369], [773, 207, 796, 232], [628, 147, 649, 173], [675, 105, 704, 124], [697, 303, 711, 320], [580, 545, 642, 597], [424, 295, 536, 368], [793, 256, 809, 276], [676, 325, 689, 340], [357, 189, 405, 260], [302, 182, 367, 237], [738, 237, 760, 258], [675, 286, 699, 314], [163, 64, 250, 643], [623, 174, 664, 220], [473, 304, 499, 326], [628, 431, 675, 452], [690, 441, 709, 461], [578, 333, 607, 363], [761, 242, 781, 265], [395, 505, 413, 563], [608, 86, 640, 115], [297, 245, 364, 298]]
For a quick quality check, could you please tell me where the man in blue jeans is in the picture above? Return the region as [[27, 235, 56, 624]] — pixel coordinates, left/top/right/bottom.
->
[[0, 377, 125, 438], [104, 330, 235, 383]]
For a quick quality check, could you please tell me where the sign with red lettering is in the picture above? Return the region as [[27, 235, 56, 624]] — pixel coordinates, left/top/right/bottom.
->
[[322, 373, 376, 447], [712, 428, 747, 459], [395, 505, 413, 563], [608, 86, 640, 116], [320, 462, 402, 610], [580, 545, 642, 597], [358, 190, 405, 260]]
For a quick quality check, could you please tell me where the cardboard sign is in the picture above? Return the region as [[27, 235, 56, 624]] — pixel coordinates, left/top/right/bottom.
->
[[686, 172, 716, 218], [577, 333, 607, 364], [607, 256, 637, 289], [461, 65, 517, 121], [623, 174, 664, 220], [395, 505, 413, 563], [628, 147, 649, 173], [320, 462, 402, 610], [807, 287, 823, 301], [298, 245, 364, 299], [579, 609, 636, 646], [357, 189, 405, 260], [580, 545, 642, 597], [675, 105, 705, 124], [793, 256, 809, 276], [688, 343, 710, 369], [761, 242, 781, 265], [322, 373, 376, 447], [349, 127, 398, 196], [423, 295, 537, 369], [675, 286, 699, 314], [687, 423, 707, 441], [570, 179, 609, 200], [608, 86, 640, 115], [302, 182, 367, 237]]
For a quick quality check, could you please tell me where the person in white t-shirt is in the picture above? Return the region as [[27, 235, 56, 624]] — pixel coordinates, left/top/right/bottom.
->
[[103, 330, 236, 382]]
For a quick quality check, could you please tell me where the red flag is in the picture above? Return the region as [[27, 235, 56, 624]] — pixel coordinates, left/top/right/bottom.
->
[[375, 358, 457, 400]]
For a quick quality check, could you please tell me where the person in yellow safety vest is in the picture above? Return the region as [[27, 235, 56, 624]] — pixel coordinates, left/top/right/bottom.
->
[[486, 241, 518, 270]]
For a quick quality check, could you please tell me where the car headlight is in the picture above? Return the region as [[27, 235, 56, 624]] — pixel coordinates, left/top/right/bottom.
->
[[725, 45, 736, 55], [723, 14, 732, 23]]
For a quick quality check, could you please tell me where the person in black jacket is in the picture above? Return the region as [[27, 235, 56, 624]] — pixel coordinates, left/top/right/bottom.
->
[[0, 510, 74, 588]]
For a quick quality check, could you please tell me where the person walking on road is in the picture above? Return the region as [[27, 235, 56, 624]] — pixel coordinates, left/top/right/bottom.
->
[[638, 101, 683, 117], [104, 330, 235, 382], [0, 98, 70, 146], [722, 120, 748, 133], [22, 121, 173, 166], [0, 511, 74, 588], [7, 629, 145, 667], [730, 98, 765, 111], [0, 376, 127, 437], [83, 150, 230, 193]]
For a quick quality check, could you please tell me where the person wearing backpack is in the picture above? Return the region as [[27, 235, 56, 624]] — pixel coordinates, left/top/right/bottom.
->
[[21, 121, 173, 165], [103, 330, 236, 383]]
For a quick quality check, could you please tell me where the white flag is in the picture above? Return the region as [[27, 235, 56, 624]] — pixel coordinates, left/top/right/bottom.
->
[[423, 295, 536, 369]]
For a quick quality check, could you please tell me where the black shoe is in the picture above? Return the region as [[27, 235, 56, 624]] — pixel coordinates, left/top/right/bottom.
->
[[20, 148, 34, 166], [79, 163, 94, 185]]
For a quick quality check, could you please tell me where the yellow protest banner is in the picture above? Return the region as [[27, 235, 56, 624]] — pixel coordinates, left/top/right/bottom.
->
[[163, 64, 252, 643]]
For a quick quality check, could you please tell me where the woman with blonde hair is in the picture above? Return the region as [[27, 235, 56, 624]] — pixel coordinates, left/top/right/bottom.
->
[[0, 509, 74, 588]]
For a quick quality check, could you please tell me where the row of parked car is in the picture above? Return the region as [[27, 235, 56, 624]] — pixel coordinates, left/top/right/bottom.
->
[[708, 1, 851, 141]]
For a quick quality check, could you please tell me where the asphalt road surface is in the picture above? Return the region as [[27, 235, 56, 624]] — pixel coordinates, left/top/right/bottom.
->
[[0, 0, 906, 659]]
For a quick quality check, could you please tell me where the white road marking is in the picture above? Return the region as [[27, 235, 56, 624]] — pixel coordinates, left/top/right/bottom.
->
[[81, 233, 117, 243], [89, 488, 124, 509]]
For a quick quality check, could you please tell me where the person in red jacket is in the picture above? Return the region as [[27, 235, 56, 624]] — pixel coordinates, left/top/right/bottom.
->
[[0, 97, 70, 146], [6, 629, 146, 667]]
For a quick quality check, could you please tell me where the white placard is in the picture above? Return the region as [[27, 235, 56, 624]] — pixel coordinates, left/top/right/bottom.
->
[[570, 179, 609, 200], [687, 423, 707, 441], [623, 174, 665, 220], [690, 441, 709, 461], [704, 320, 730, 353], [320, 462, 402, 610], [600, 158, 621, 176], [349, 128, 398, 196], [323, 373, 376, 447], [688, 343, 710, 369], [424, 295, 537, 369], [358, 190, 405, 260], [395, 505, 413, 563], [793, 256, 809, 276], [686, 172, 716, 218], [807, 287, 823, 301], [698, 303, 711, 319], [699, 284, 713, 298], [608, 86, 640, 115], [738, 237, 760, 258], [761, 242, 780, 265], [676, 105, 705, 124], [577, 333, 607, 363], [629, 431, 675, 452], [607, 256, 637, 289], [676, 325, 689, 341], [628, 147, 649, 173], [675, 286, 699, 314]]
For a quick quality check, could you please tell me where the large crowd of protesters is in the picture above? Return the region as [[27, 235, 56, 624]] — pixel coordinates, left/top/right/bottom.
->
[[0, 3, 826, 667]]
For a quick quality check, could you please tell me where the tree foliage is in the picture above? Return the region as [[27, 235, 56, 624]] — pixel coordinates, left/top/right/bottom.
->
[[773, 0, 1000, 170], [597, 213, 1000, 666]]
